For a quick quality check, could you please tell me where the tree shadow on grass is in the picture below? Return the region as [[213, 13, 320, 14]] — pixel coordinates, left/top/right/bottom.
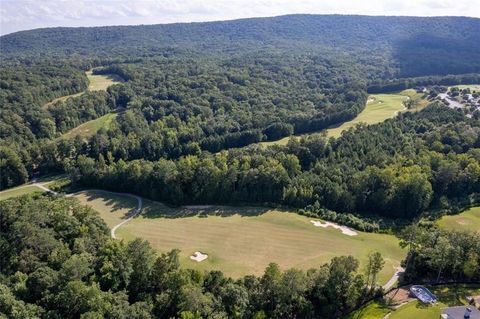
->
[[141, 201, 271, 220], [75, 190, 138, 220]]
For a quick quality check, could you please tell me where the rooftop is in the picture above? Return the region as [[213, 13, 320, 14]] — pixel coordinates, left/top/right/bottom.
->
[[442, 306, 480, 319]]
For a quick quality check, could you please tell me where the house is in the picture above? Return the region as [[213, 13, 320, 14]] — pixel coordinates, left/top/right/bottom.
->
[[441, 306, 480, 319]]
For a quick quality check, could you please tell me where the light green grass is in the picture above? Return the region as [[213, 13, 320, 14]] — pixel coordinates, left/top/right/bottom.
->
[[259, 92, 410, 146], [60, 112, 118, 139], [389, 284, 480, 319], [0, 185, 44, 201], [326, 93, 407, 138], [75, 190, 405, 281], [343, 301, 390, 319], [85, 70, 124, 91], [44, 69, 123, 108], [438, 206, 480, 233], [389, 301, 443, 319]]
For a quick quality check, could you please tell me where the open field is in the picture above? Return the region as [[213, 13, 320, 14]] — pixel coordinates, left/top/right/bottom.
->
[[85, 70, 124, 91], [60, 112, 118, 139], [437, 206, 480, 233], [74, 190, 405, 282], [44, 70, 123, 108], [259, 91, 410, 146], [0, 185, 44, 201]]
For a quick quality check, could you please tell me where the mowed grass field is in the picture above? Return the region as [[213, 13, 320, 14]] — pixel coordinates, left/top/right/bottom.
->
[[437, 206, 480, 233], [0, 185, 44, 201], [60, 112, 119, 140], [259, 92, 409, 146], [75, 190, 405, 283]]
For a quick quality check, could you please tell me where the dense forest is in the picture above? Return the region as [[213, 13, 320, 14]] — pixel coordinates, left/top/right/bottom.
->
[[1, 14, 480, 318]]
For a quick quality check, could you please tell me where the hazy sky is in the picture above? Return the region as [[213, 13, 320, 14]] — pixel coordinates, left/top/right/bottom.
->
[[1, 0, 479, 35]]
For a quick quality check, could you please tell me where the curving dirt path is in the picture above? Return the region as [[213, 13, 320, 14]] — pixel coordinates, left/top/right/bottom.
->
[[383, 266, 405, 290]]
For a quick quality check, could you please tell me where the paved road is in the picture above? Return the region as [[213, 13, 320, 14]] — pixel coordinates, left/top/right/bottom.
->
[[383, 266, 405, 291]]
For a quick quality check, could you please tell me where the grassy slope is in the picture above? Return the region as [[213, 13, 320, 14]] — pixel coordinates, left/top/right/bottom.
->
[[60, 112, 118, 140], [437, 206, 480, 233], [74, 190, 405, 282], [343, 301, 390, 319], [259, 91, 412, 146], [0, 185, 44, 201], [0, 175, 68, 201]]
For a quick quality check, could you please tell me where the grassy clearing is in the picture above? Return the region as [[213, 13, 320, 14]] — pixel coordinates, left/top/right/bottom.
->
[[85, 70, 124, 91], [388, 284, 480, 319], [75, 190, 405, 281], [60, 112, 118, 140], [0, 185, 44, 201], [343, 301, 390, 319], [437, 206, 480, 233]]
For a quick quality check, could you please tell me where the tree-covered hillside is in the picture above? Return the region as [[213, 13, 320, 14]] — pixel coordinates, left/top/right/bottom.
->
[[2, 15, 480, 77]]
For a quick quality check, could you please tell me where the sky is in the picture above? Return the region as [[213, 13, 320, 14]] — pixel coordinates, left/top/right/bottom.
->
[[1, 0, 479, 35]]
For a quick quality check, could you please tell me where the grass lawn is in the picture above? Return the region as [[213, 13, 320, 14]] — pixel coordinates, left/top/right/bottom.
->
[[437, 206, 480, 233], [389, 284, 480, 319], [0, 185, 44, 201], [259, 91, 409, 146], [75, 190, 405, 281], [0, 174, 69, 201], [60, 112, 118, 140], [73, 190, 139, 228], [343, 301, 390, 319], [326, 93, 407, 138]]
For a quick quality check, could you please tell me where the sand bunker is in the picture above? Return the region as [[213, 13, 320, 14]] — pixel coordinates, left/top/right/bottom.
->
[[190, 251, 208, 262], [310, 220, 358, 236]]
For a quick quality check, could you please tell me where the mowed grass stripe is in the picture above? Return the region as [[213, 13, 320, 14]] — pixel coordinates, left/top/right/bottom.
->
[[438, 206, 480, 233]]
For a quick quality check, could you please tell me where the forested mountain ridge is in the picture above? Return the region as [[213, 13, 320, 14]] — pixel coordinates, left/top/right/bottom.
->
[[2, 15, 480, 77]]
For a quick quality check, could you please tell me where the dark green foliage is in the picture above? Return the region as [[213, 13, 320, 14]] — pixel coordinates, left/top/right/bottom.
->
[[400, 225, 480, 283], [66, 105, 480, 220]]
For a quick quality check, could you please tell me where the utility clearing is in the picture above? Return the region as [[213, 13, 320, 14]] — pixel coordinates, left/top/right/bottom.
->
[[72, 190, 405, 283]]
